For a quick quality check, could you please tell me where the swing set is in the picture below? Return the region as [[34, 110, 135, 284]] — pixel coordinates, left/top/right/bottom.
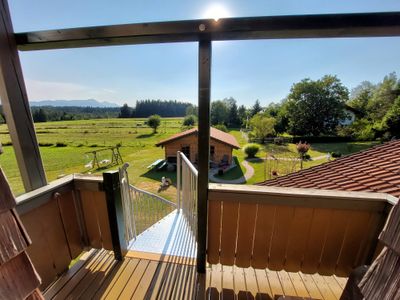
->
[[85, 146, 123, 169]]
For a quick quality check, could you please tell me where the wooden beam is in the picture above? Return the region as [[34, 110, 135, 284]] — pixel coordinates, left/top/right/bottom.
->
[[197, 39, 211, 273], [16, 12, 400, 51], [0, 0, 47, 191]]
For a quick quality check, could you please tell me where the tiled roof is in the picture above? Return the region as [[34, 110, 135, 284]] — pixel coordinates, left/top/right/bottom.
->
[[156, 127, 240, 149], [258, 139, 400, 198]]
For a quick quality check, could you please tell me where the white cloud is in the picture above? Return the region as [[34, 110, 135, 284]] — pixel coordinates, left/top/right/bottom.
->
[[25, 79, 121, 102]]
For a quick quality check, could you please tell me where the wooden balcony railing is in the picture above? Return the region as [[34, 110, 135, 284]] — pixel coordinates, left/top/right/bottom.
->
[[15, 174, 113, 288], [207, 184, 397, 277]]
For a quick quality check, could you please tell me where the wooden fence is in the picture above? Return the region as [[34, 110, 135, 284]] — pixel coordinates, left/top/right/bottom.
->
[[207, 184, 397, 277]]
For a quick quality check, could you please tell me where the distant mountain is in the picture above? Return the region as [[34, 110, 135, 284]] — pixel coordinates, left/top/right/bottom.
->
[[29, 99, 119, 108]]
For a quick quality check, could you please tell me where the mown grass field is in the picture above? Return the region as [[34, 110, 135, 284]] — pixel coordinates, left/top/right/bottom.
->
[[0, 118, 377, 198]]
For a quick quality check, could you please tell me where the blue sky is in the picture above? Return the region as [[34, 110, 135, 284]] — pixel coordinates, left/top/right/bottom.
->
[[8, 0, 400, 107]]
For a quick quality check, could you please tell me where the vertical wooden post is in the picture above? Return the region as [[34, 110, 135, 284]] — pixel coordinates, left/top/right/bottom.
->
[[0, 0, 47, 191], [197, 39, 211, 273], [103, 171, 127, 261]]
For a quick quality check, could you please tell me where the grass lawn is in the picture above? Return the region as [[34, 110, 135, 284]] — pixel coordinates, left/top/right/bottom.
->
[[0, 118, 183, 200], [0, 118, 379, 197], [221, 130, 378, 184]]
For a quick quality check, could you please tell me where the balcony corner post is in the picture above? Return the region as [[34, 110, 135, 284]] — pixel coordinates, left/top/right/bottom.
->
[[103, 170, 128, 261], [197, 38, 212, 273]]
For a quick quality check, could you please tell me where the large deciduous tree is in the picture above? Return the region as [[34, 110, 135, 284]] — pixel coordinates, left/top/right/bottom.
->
[[286, 75, 348, 136], [249, 114, 276, 143], [210, 100, 229, 125], [147, 114, 161, 133]]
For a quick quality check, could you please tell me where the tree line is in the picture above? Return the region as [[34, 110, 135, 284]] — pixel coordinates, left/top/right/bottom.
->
[[119, 100, 194, 118], [204, 72, 399, 142]]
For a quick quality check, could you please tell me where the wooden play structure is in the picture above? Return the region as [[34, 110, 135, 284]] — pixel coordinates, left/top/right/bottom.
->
[[85, 146, 123, 169]]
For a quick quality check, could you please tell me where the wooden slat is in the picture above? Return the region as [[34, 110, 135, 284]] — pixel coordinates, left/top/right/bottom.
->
[[235, 203, 257, 268], [266, 269, 284, 297], [288, 272, 310, 298], [57, 190, 82, 258], [254, 268, 273, 299], [311, 273, 337, 300], [0, 168, 16, 212], [268, 206, 294, 271], [244, 267, 259, 298], [302, 208, 332, 274], [298, 273, 324, 300], [335, 211, 371, 276], [52, 250, 107, 300], [319, 210, 350, 275], [132, 260, 159, 299], [277, 271, 297, 297], [222, 265, 235, 300], [252, 204, 275, 269], [80, 191, 102, 249], [207, 200, 222, 264], [285, 207, 313, 272], [219, 201, 239, 266], [0, 210, 28, 264], [210, 264, 223, 294], [322, 275, 343, 299], [147, 262, 169, 300], [104, 258, 139, 299], [118, 259, 149, 298], [94, 259, 130, 299], [44, 249, 97, 299], [0, 252, 41, 300], [93, 191, 113, 250], [233, 265, 247, 300]]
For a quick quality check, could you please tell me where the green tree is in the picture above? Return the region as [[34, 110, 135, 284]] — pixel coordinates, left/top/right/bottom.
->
[[249, 114, 276, 143], [381, 96, 400, 138], [237, 105, 248, 127], [348, 81, 375, 116], [286, 75, 348, 136], [147, 114, 161, 133], [119, 103, 133, 118], [210, 100, 229, 125], [250, 99, 262, 117], [183, 115, 196, 127], [33, 108, 47, 123], [185, 105, 198, 116], [227, 99, 240, 127]]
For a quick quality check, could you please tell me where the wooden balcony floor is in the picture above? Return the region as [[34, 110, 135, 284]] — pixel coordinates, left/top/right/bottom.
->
[[44, 249, 347, 300]]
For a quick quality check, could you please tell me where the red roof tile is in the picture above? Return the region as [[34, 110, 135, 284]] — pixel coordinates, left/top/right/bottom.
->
[[258, 139, 400, 197], [155, 127, 240, 149]]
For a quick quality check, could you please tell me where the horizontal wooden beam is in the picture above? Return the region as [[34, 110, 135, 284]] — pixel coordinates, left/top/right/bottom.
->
[[16, 12, 400, 51]]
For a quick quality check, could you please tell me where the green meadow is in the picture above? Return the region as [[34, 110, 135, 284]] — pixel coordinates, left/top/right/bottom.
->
[[0, 118, 376, 199]]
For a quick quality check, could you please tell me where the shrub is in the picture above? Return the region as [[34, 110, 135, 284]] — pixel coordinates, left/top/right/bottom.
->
[[244, 143, 260, 158], [303, 153, 311, 160], [331, 152, 342, 158], [55, 142, 67, 147], [147, 114, 161, 133], [213, 124, 228, 132], [183, 115, 196, 127]]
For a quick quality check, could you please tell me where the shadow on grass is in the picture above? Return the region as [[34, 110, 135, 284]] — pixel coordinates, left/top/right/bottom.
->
[[140, 168, 178, 187], [245, 157, 263, 164], [311, 142, 377, 156], [215, 157, 245, 180], [137, 132, 155, 139]]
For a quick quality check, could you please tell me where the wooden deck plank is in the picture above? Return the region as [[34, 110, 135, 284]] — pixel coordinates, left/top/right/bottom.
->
[[157, 258, 182, 299], [51, 249, 107, 300], [244, 267, 259, 299], [132, 260, 159, 299], [182, 263, 197, 299], [266, 269, 285, 297], [322, 275, 343, 299], [333, 276, 347, 290], [66, 252, 114, 299], [118, 259, 149, 299], [298, 273, 324, 300], [254, 269, 273, 299], [311, 273, 337, 300], [44, 249, 96, 299], [147, 262, 168, 300], [287, 272, 310, 298], [222, 265, 235, 300], [277, 271, 297, 297], [104, 258, 140, 299], [233, 265, 248, 300], [93, 259, 130, 299]]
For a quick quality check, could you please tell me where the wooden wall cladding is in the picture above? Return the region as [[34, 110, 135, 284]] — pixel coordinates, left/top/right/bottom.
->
[[79, 190, 113, 250], [20, 190, 83, 288], [207, 196, 388, 277]]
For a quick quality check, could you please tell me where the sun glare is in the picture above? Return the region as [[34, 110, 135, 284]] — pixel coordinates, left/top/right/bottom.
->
[[203, 3, 231, 21]]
